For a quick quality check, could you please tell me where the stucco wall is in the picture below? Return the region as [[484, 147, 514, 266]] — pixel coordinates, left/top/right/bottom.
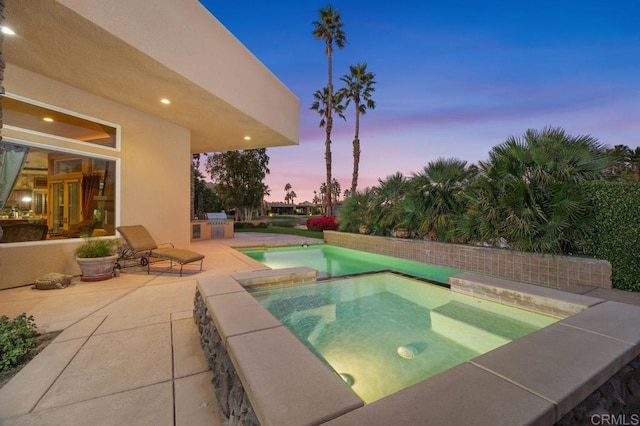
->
[[0, 65, 191, 289]]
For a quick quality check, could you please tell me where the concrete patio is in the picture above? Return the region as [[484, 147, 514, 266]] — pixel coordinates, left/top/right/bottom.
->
[[0, 233, 320, 425], [1, 232, 640, 425]]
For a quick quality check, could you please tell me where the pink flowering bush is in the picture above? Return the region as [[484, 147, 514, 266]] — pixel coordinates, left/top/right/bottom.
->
[[306, 216, 339, 232]]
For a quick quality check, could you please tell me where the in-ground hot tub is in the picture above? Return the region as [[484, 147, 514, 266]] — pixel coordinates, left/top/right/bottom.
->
[[195, 266, 640, 425], [248, 271, 558, 403]]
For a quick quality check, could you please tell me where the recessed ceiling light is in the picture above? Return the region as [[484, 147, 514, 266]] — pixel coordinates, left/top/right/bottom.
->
[[160, 98, 171, 105], [1, 26, 15, 36], [43, 117, 54, 122], [244, 136, 251, 141]]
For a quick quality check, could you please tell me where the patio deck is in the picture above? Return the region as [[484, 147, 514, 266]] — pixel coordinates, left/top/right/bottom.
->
[[0, 233, 639, 425], [0, 234, 319, 425]]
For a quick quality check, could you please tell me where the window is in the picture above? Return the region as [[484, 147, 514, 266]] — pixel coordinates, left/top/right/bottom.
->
[[0, 96, 120, 243], [2, 95, 118, 149], [0, 143, 117, 243]]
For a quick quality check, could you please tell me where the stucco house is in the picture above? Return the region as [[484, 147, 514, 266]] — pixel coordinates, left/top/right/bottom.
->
[[0, 0, 299, 289]]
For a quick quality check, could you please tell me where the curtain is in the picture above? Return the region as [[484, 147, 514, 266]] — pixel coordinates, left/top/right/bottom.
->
[[81, 173, 101, 221], [0, 142, 30, 210]]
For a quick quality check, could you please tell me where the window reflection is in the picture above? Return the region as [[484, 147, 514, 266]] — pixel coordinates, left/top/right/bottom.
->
[[0, 145, 116, 243]]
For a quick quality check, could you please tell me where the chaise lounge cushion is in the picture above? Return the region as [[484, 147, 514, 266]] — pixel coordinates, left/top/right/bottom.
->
[[152, 248, 205, 264], [116, 225, 158, 251], [116, 225, 205, 276]]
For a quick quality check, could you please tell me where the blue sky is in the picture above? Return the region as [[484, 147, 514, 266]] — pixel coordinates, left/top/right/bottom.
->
[[200, 1, 640, 203]]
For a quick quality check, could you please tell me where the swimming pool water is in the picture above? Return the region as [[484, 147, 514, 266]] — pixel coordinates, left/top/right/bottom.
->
[[249, 272, 558, 403], [241, 244, 460, 283]]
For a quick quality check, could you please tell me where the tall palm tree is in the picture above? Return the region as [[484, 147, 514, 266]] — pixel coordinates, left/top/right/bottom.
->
[[340, 63, 376, 195], [312, 5, 347, 216]]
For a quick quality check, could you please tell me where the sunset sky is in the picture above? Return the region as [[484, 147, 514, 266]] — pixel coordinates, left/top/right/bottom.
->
[[200, 1, 639, 203]]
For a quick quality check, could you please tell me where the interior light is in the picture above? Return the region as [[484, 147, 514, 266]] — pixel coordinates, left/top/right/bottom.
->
[[1, 26, 15, 36], [160, 98, 171, 105], [43, 117, 54, 122], [244, 136, 251, 141], [21, 196, 32, 203]]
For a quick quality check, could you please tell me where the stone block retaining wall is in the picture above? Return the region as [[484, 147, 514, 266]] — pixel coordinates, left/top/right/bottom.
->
[[194, 290, 259, 425], [324, 231, 612, 289], [557, 356, 640, 424]]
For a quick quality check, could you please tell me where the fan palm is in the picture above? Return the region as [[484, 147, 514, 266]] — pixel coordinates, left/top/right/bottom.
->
[[411, 158, 478, 241], [340, 63, 376, 195], [312, 5, 347, 217], [338, 187, 375, 233], [461, 127, 610, 254], [370, 172, 409, 234]]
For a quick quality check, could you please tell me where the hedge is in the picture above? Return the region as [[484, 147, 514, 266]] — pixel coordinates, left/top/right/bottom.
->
[[584, 181, 640, 291]]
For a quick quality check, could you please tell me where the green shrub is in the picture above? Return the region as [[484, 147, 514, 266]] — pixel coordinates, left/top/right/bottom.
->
[[75, 237, 117, 258], [0, 314, 38, 371], [584, 181, 640, 291], [234, 222, 255, 229]]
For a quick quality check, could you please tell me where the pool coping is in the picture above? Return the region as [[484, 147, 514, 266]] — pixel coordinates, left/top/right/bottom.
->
[[195, 268, 640, 425]]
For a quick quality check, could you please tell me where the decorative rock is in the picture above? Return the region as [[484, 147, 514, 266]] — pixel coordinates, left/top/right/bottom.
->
[[194, 290, 259, 426], [33, 273, 73, 290]]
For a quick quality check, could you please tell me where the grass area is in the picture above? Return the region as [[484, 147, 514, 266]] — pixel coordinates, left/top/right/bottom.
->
[[235, 226, 324, 240]]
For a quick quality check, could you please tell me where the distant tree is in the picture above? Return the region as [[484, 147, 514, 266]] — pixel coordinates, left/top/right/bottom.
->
[[312, 5, 347, 217], [331, 178, 341, 202], [190, 153, 207, 218], [284, 183, 293, 204], [206, 149, 270, 221], [340, 63, 376, 194], [605, 144, 640, 182], [284, 183, 297, 205], [193, 168, 222, 216], [284, 183, 298, 204]]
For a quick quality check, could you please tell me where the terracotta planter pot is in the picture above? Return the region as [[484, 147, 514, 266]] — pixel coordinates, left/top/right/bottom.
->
[[76, 254, 118, 282]]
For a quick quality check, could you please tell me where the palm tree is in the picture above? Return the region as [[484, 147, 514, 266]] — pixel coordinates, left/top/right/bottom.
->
[[371, 172, 409, 234], [337, 187, 375, 233], [410, 158, 478, 241], [284, 183, 292, 204], [310, 87, 346, 128], [340, 63, 376, 195], [312, 5, 347, 217], [460, 127, 610, 254]]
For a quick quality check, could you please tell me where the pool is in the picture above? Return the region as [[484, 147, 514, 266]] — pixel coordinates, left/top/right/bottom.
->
[[249, 272, 558, 403], [241, 245, 460, 283]]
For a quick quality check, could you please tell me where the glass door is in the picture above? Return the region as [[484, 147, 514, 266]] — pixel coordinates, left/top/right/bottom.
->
[[50, 179, 81, 234]]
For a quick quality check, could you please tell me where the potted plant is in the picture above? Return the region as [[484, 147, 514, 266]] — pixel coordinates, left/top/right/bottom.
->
[[75, 234, 118, 282]]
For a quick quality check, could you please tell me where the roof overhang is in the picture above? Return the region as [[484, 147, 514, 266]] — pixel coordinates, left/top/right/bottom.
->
[[2, 0, 300, 153]]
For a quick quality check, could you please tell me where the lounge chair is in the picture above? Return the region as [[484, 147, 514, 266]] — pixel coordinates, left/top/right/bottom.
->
[[116, 225, 204, 276]]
